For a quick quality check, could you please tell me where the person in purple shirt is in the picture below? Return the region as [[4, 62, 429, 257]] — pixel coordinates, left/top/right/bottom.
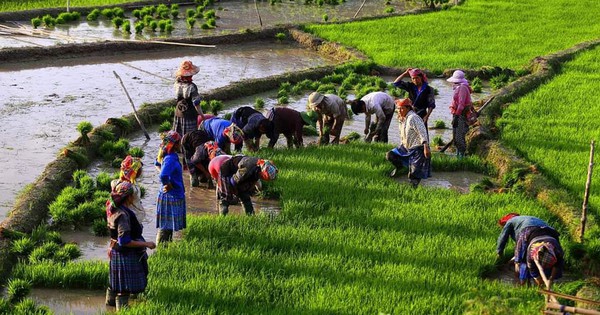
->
[[199, 117, 243, 154]]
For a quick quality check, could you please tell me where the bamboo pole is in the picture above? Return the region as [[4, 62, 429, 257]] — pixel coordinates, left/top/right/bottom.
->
[[353, 0, 367, 19], [254, 0, 263, 27], [546, 303, 600, 315], [67, 0, 71, 12], [581, 140, 595, 243], [540, 289, 600, 306], [113, 71, 151, 140]]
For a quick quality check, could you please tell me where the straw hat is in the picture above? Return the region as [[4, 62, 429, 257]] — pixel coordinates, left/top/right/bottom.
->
[[176, 60, 200, 77], [447, 70, 469, 84], [308, 92, 325, 107]]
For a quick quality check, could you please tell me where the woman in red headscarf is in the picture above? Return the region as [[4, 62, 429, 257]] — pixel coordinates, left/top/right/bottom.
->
[[110, 155, 145, 221], [154, 130, 186, 243], [392, 68, 436, 126]]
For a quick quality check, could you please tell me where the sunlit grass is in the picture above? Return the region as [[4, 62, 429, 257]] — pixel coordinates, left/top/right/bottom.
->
[[304, 0, 600, 73], [499, 46, 600, 220], [120, 143, 558, 314]]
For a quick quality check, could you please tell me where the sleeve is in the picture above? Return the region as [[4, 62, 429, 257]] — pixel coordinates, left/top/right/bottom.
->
[[413, 118, 429, 144], [190, 146, 207, 165], [190, 84, 203, 114], [393, 80, 410, 91], [496, 224, 513, 255], [159, 155, 176, 185], [374, 106, 387, 132], [364, 113, 371, 132], [455, 86, 470, 115], [116, 212, 132, 246], [427, 88, 436, 109]]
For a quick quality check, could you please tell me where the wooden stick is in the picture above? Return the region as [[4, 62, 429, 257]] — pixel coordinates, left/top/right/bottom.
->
[[533, 257, 559, 304], [119, 62, 171, 82], [113, 71, 151, 140], [440, 95, 495, 153], [353, 0, 368, 19], [546, 302, 600, 315], [254, 0, 263, 27], [540, 289, 600, 306], [581, 140, 595, 243]]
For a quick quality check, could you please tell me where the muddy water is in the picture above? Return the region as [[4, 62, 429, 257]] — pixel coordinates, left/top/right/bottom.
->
[[29, 288, 107, 315], [1, 0, 417, 49], [0, 42, 333, 220]]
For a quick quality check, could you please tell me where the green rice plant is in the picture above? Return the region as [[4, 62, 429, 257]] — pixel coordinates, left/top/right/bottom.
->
[[149, 20, 158, 32], [99, 138, 130, 161], [158, 19, 169, 32], [206, 18, 216, 28], [277, 89, 288, 99], [92, 218, 109, 237], [196, 5, 205, 16], [11, 237, 35, 256], [254, 97, 265, 110], [101, 8, 114, 19], [112, 7, 125, 18], [275, 32, 286, 41], [72, 169, 88, 186], [30, 225, 61, 245], [128, 147, 144, 158], [302, 125, 318, 136], [316, 0, 324, 6], [186, 17, 196, 29], [0, 298, 9, 313], [112, 17, 124, 29], [159, 105, 175, 122], [471, 77, 483, 93], [165, 22, 174, 33], [186, 8, 196, 18], [41, 14, 55, 27], [132, 9, 142, 19], [75, 201, 103, 222], [209, 100, 223, 115], [112, 157, 123, 168], [31, 17, 42, 28], [143, 15, 154, 26], [321, 73, 344, 84], [7, 279, 31, 303], [304, 0, 600, 72], [433, 120, 446, 129], [322, 14, 328, 22], [86, 8, 100, 21], [14, 298, 51, 315], [12, 260, 108, 289], [316, 83, 337, 94], [277, 96, 289, 105], [171, 4, 180, 10], [171, 9, 179, 19], [49, 186, 89, 227], [134, 21, 144, 34], [76, 121, 93, 145], [490, 73, 511, 90], [96, 172, 113, 191], [94, 129, 115, 141], [55, 244, 82, 263], [29, 242, 60, 264], [122, 20, 131, 34], [159, 121, 172, 132], [384, 6, 394, 14], [347, 107, 354, 118], [279, 81, 292, 93], [431, 135, 444, 146]]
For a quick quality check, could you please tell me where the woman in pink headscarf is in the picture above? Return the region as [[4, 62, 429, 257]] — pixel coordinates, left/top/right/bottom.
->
[[393, 68, 436, 126]]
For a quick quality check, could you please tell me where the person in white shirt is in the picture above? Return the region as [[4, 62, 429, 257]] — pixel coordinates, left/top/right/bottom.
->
[[349, 91, 395, 143]]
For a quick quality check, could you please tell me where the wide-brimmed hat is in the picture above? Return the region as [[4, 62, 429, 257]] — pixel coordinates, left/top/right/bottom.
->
[[308, 92, 325, 107], [176, 60, 200, 77], [447, 70, 469, 84], [300, 111, 316, 127]]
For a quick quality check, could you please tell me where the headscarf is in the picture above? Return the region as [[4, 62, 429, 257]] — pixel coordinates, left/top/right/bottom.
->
[[223, 124, 244, 145], [204, 141, 224, 160], [408, 68, 428, 83], [106, 181, 134, 217], [498, 213, 520, 226], [258, 159, 278, 181], [530, 241, 558, 270], [156, 130, 181, 164], [119, 155, 143, 184], [395, 98, 413, 109]]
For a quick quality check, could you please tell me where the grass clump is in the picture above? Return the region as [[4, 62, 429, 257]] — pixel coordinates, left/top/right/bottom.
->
[[6, 279, 31, 303]]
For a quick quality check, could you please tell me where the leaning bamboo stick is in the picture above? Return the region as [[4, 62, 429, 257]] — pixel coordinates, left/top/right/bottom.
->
[[546, 302, 600, 315], [113, 71, 151, 140], [540, 289, 600, 306]]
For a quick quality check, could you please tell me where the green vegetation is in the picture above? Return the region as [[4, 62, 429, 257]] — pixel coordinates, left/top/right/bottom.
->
[[103, 142, 553, 314], [304, 0, 600, 72], [498, 46, 600, 232]]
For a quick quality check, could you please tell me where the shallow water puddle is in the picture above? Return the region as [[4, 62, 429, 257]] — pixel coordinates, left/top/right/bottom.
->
[[0, 42, 332, 219], [29, 288, 107, 315], [391, 171, 485, 192]]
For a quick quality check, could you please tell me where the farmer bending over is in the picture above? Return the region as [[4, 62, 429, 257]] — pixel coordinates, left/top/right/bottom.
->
[[497, 213, 564, 287], [209, 155, 278, 216], [199, 117, 243, 155], [349, 91, 395, 143], [231, 106, 273, 152], [307, 92, 347, 145]]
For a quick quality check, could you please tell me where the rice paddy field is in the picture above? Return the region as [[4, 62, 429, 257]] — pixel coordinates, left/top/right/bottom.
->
[[304, 0, 600, 72], [0, 0, 144, 12], [498, 46, 600, 232]]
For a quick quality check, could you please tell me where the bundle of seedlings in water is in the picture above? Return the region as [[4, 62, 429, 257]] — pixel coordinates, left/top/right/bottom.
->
[[203, 9, 216, 19], [101, 8, 115, 19], [316, 83, 337, 95], [187, 17, 196, 29], [134, 21, 144, 34], [275, 32, 286, 41], [6, 279, 31, 304], [209, 100, 224, 115], [278, 95, 289, 105], [223, 112, 232, 120], [99, 138, 130, 161], [254, 97, 266, 110], [159, 121, 172, 132], [30, 17, 42, 28], [340, 131, 361, 143], [86, 8, 101, 21], [112, 17, 124, 30], [157, 19, 173, 32], [55, 11, 81, 25], [322, 14, 329, 22], [186, 9, 197, 18], [106, 117, 132, 135], [62, 147, 89, 167], [95, 171, 113, 191], [384, 6, 394, 14], [122, 20, 131, 34], [471, 77, 483, 93], [128, 147, 145, 158], [75, 121, 93, 145], [41, 14, 55, 27], [431, 135, 445, 146], [432, 120, 446, 129]]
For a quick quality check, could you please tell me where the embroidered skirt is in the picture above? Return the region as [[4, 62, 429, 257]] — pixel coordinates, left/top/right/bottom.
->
[[390, 145, 431, 179], [109, 249, 148, 294], [173, 116, 198, 138], [156, 192, 186, 231]]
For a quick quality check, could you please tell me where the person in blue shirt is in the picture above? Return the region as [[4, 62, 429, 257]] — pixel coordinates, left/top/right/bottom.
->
[[199, 117, 243, 154], [154, 131, 186, 243], [496, 213, 563, 286]]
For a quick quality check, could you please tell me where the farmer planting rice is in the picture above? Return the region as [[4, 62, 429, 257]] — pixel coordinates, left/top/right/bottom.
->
[[447, 70, 472, 158], [106, 181, 156, 311], [210, 155, 278, 216], [392, 68, 436, 126], [230, 106, 273, 152], [307, 91, 347, 145], [173, 60, 205, 137], [199, 117, 244, 155], [154, 131, 186, 244], [181, 130, 222, 188], [496, 213, 564, 287], [349, 91, 395, 143], [385, 98, 431, 187], [265, 107, 313, 149]]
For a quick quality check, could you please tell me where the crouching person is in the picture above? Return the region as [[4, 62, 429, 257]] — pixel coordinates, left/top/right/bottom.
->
[[106, 181, 156, 310], [386, 98, 431, 188], [210, 155, 278, 215]]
